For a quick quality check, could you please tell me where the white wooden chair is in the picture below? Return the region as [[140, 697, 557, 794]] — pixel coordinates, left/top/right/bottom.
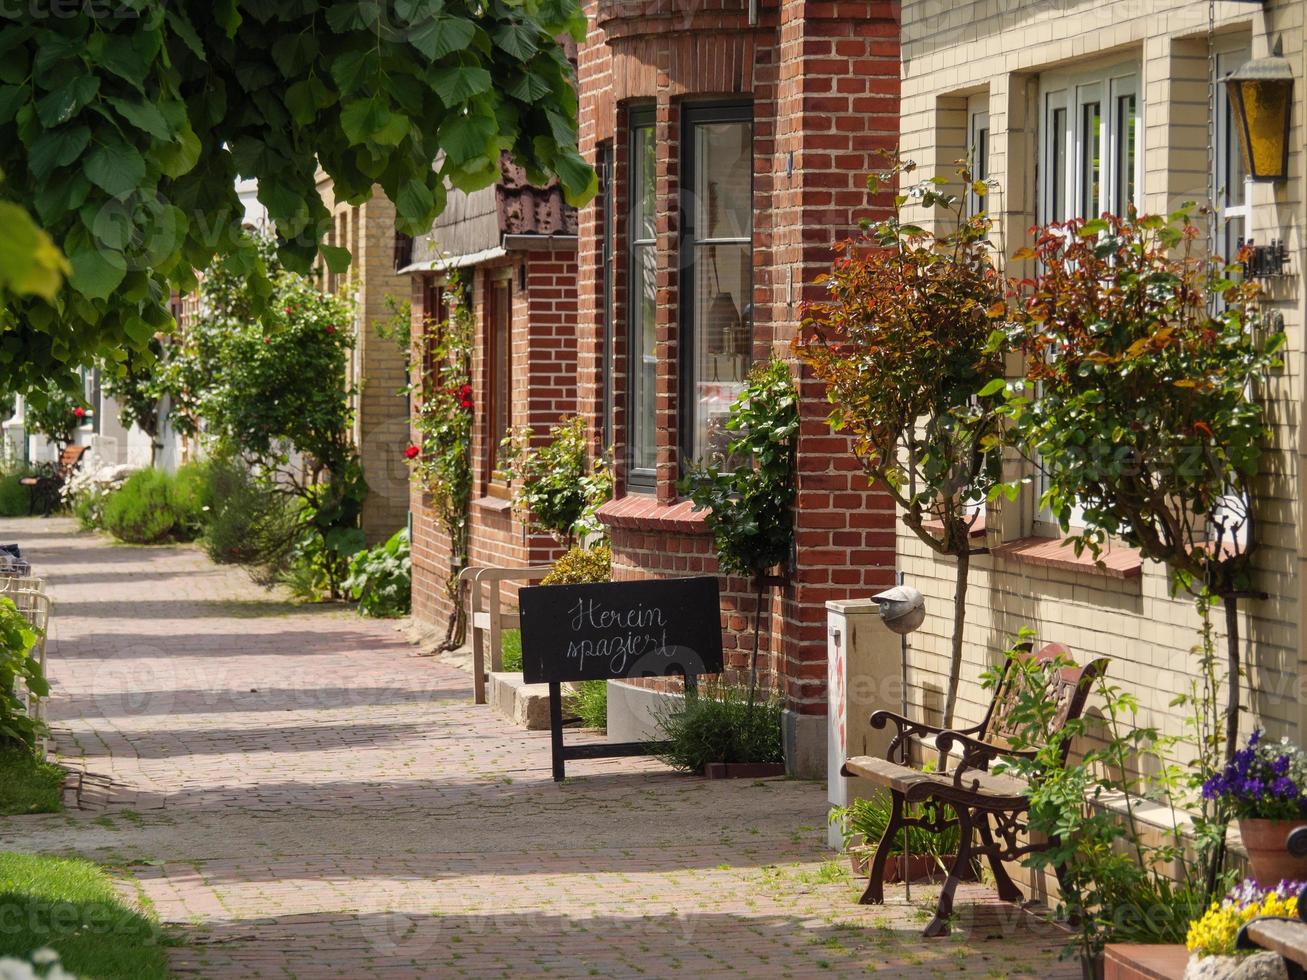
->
[[457, 565, 553, 704]]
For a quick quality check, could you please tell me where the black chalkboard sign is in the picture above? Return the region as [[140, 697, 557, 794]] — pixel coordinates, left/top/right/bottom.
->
[[519, 576, 724, 685], [518, 576, 724, 780]]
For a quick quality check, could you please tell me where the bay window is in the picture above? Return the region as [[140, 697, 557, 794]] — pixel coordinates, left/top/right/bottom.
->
[[680, 103, 753, 470]]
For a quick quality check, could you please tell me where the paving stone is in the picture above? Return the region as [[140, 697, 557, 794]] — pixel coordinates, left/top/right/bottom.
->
[[1, 517, 1078, 979]]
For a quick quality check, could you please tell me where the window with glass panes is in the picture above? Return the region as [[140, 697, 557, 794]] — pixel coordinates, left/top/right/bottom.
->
[[680, 103, 753, 470], [626, 110, 657, 488], [1216, 43, 1252, 266], [1037, 63, 1140, 531], [968, 97, 989, 216], [486, 277, 512, 494]]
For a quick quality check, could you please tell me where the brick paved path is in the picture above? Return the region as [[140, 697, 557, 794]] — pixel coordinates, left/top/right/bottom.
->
[[2, 518, 1077, 978]]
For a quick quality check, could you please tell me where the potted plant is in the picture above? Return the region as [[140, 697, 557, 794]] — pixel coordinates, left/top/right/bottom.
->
[[1184, 879, 1300, 979], [1203, 732, 1307, 886], [830, 793, 962, 884]]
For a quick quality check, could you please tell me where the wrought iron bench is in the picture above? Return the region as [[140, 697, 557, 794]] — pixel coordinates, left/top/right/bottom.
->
[[841, 642, 1107, 937], [1237, 828, 1307, 978], [20, 444, 87, 515]]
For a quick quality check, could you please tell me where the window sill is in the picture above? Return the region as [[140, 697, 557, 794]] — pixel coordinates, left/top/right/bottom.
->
[[596, 495, 710, 534], [473, 495, 513, 514], [990, 536, 1142, 580]]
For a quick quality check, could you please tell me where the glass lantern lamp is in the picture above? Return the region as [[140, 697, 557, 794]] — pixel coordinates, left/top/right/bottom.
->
[[1225, 46, 1294, 182]]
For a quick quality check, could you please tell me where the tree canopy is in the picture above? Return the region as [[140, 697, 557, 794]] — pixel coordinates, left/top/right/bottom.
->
[[0, 0, 592, 394]]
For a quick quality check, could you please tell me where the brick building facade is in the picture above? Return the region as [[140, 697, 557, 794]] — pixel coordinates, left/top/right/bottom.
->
[[573, 0, 903, 773], [404, 159, 579, 630]]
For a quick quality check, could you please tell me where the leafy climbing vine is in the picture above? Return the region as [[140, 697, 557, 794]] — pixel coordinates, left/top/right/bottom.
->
[[408, 274, 474, 652]]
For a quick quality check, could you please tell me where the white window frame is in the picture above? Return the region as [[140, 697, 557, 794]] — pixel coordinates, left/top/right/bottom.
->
[[1215, 42, 1252, 267], [967, 97, 990, 216], [1034, 61, 1141, 535]]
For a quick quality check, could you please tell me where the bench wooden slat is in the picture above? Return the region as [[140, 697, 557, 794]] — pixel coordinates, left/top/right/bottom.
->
[[1245, 919, 1307, 968], [843, 754, 1029, 802]]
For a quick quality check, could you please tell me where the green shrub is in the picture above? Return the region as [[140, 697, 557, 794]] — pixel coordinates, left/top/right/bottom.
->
[[653, 683, 783, 772], [202, 457, 302, 585], [101, 470, 177, 544], [540, 544, 611, 586], [168, 460, 212, 537], [74, 491, 102, 530], [0, 597, 46, 753], [343, 529, 411, 617], [0, 473, 30, 517]]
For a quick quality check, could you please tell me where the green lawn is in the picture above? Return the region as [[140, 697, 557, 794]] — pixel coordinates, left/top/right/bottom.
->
[[0, 852, 171, 979], [0, 747, 64, 816]]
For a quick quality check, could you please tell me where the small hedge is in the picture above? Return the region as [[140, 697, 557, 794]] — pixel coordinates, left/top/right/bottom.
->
[[653, 684, 784, 772], [540, 544, 611, 585], [0, 473, 30, 517], [100, 462, 212, 545]]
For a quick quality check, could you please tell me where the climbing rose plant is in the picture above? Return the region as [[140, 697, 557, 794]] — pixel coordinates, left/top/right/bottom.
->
[[0, 0, 594, 395], [409, 278, 474, 651]]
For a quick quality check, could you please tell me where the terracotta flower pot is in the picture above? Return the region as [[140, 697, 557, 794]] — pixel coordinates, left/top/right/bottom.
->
[[1239, 817, 1307, 885], [845, 845, 966, 883]]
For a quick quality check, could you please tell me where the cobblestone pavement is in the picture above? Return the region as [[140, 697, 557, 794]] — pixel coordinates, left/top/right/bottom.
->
[[1, 518, 1078, 979]]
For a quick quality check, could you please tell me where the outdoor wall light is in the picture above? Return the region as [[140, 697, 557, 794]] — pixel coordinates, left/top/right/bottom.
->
[[1225, 43, 1294, 183], [871, 584, 925, 635]]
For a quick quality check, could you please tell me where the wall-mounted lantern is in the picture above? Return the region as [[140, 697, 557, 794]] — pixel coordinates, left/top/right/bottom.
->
[[1225, 44, 1294, 183]]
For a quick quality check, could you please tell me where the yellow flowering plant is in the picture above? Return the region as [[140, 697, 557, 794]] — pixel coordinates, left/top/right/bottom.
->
[[1187, 879, 1304, 957]]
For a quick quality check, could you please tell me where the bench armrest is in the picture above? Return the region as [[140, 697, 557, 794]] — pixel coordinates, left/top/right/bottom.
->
[[934, 729, 1036, 779], [869, 709, 983, 763]]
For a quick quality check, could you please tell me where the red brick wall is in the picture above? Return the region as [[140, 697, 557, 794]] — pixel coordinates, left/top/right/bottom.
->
[[410, 250, 579, 632], [576, 0, 901, 716]]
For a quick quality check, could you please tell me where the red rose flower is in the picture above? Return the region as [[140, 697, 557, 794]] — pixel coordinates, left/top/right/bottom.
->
[[460, 383, 472, 397], [460, 398, 473, 410], [325, 325, 336, 334], [404, 445, 420, 459], [73, 407, 85, 420]]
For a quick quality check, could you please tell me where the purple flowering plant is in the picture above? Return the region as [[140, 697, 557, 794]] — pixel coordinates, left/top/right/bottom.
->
[[1202, 730, 1307, 820]]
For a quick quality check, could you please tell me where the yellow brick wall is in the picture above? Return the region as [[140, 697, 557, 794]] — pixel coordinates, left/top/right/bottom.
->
[[898, 0, 1306, 744], [316, 177, 413, 544]]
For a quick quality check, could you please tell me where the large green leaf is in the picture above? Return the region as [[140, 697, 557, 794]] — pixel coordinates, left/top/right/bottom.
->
[[0, 202, 67, 300], [68, 244, 126, 300], [409, 16, 477, 60], [430, 65, 491, 106], [83, 139, 147, 199]]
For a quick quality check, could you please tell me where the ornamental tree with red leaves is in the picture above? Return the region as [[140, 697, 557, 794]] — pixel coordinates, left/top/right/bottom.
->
[[997, 208, 1284, 764], [795, 157, 1010, 728]]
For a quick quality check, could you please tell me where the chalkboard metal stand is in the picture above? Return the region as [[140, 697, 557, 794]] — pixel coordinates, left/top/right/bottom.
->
[[547, 676, 697, 781]]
